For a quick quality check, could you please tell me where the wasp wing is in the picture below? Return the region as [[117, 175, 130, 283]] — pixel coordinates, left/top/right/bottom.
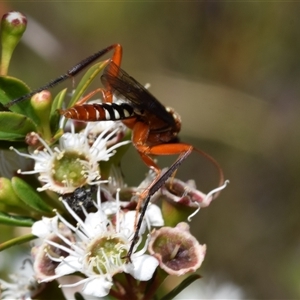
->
[[101, 62, 176, 126]]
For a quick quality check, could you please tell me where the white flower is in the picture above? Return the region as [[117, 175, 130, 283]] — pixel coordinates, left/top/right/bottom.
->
[[10, 122, 130, 194], [31, 216, 75, 281], [0, 262, 42, 300], [35, 189, 160, 298], [84, 120, 128, 148]]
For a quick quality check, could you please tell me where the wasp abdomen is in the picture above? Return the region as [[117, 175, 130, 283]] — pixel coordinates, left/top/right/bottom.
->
[[60, 102, 135, 121]]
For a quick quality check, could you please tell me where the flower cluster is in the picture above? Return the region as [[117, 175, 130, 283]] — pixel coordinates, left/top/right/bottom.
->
[[10, 122, 129, 194], [6, 118, 223, 299], [0, 11, 228, 300]]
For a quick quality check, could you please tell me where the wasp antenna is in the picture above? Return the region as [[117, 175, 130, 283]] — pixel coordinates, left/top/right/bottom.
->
[[6, 44, 122, 108], [67, 44, 119, 76], [5, 74, 70, 108]]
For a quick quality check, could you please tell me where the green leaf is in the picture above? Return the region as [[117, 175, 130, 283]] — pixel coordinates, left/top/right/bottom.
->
[[0, 111, 37, 141], [51, 128, 64, 145], [0, 233, 36, 252], [0, 75, 39, 123], [50, 88, 67, 133], [159, 274, 201, 300], [11, 177, 52, 213], [68, 60, 108, 108], [0, 212, 35, 226], [51, 88, 67, 112]]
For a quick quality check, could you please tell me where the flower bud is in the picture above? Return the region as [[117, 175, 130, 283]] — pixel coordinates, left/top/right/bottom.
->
[[0, 11, 27, 75], [1, 11, 27, 35], [31, 91, 52, 140]]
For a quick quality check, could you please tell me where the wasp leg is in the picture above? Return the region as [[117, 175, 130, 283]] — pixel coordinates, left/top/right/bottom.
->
[[125, 145, 193, 262]]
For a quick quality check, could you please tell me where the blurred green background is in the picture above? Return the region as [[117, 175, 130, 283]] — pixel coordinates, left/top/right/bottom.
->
[[1, 2, 300, 299]]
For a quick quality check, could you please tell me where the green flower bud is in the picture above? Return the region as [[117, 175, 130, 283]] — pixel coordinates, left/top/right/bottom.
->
[[0, 11, 27, 75], [31, 91, 52, 140]]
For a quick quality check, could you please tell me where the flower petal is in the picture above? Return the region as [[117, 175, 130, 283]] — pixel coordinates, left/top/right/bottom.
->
[[55, 255, 82, 276], [127, 254, 158, 281], [146, 204, 164, 227], [82, 276, 113, 297], [84, 210, 108, 236], [121, 211, 147, 238], [31, 216, 58, 238]]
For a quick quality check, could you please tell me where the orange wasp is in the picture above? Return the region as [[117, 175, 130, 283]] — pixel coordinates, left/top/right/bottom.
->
[[7, 44, 224, 259]]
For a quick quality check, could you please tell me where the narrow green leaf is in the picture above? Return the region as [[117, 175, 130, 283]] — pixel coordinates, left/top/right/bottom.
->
[[0, 233, 36, 252], [0, 75, 39, 123], [0, 111, 37, 141], [69, 60, 108, 107], [51, 128, 64, 145], [11, 177, 52, 213], [50, 88, 67, 133], [159, 274, 201, 300], [51, 88, 67, 112], [0, 212, 35, 226]]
